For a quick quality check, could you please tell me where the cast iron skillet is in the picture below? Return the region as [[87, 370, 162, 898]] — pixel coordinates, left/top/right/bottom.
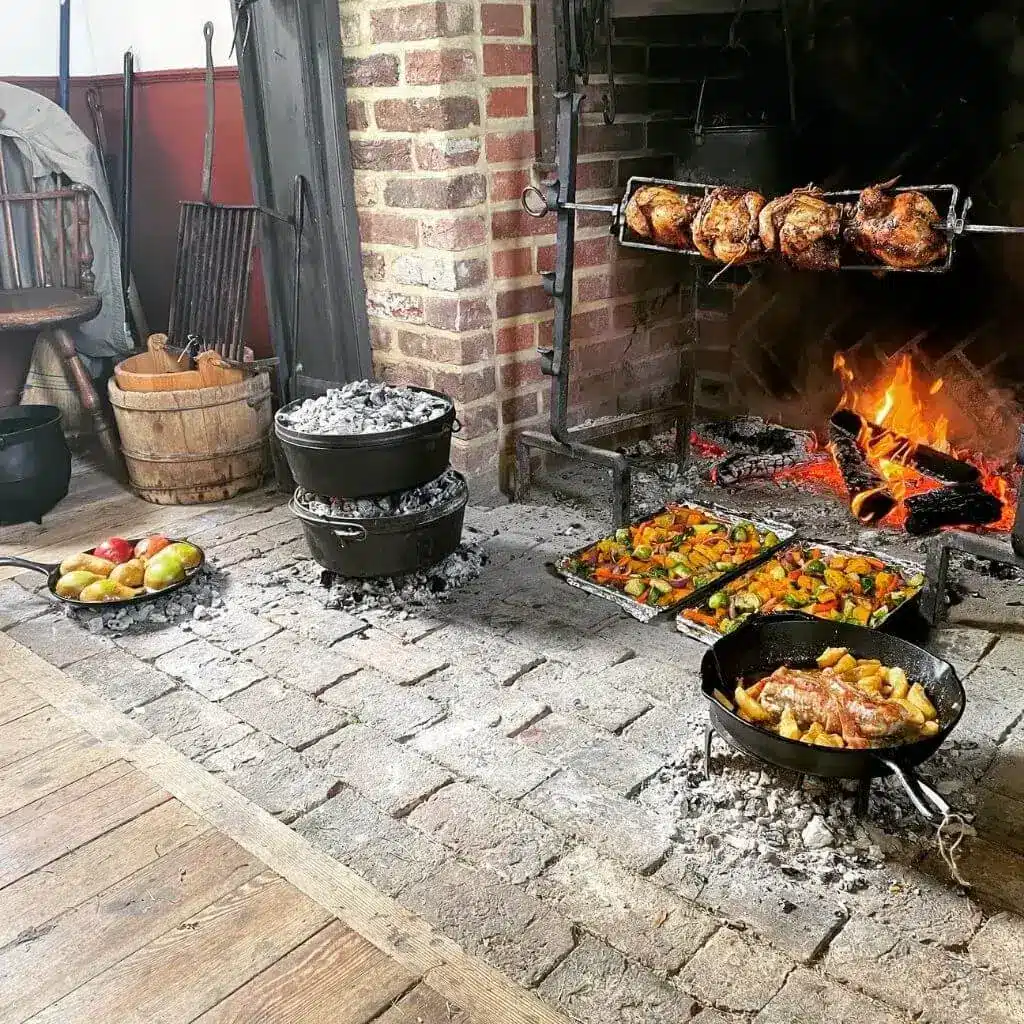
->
[[0, 538, 206, 609], [700, 611, 965, 825]]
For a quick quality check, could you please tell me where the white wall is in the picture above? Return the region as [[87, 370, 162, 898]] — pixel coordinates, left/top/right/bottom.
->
[[0, 0, 236, 77]]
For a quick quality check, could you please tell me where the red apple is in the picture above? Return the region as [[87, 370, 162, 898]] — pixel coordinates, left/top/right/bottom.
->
[[93, 537, 135, 565], [135, 534, 172, 560]]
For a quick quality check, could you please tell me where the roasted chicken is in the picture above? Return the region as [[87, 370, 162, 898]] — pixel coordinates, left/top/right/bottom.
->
[[691, 187, 767, 265], [758, 186, 842, 270], [845, 179, 949, 269], [623, 185, 702, 249]]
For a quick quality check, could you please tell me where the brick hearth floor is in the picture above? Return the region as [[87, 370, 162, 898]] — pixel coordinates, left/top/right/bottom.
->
[[3, 491, 1024, 1024]]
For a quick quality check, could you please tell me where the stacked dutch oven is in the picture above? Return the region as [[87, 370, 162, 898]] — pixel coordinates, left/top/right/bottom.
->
[[274, 381, 466, 577]]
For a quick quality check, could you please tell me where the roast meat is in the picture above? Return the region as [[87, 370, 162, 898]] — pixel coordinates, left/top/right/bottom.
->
[[845, 179, 948, 269], [691, 187, 767, 265], [758, 186, 842, 270], [623, 185, 702, 249]]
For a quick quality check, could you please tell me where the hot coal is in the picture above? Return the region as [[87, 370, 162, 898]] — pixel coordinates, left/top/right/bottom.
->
[[279, 380, 451, 436], [904, 484, 1004, 536], [297, 468, 464, 519], [828, 414, 897, 524], [714, 450, 828, 486], [323, 543, 486, 613], [699, 416, 817, 456]]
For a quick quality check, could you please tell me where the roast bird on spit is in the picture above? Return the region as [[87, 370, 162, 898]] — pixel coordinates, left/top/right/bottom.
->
[[691, 187, 767, 265], [623, 185, 702, 249], [844, 179, 949, 270], [758, 186, 843, 271]]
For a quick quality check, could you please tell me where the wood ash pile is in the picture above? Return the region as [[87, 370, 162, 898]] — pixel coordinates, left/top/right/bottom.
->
[[295, 468, 464, 519], [278, 380, 450, 435]]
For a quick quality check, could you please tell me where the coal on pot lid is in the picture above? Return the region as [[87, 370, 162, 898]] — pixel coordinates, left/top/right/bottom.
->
[[279, 380, 451, 435]]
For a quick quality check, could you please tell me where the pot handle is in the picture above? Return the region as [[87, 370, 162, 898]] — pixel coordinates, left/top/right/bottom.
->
[[874, 755, 950, 827], [0, 556, 56, 575], [331, 522, 367, 545], [694, 77, 707, 138]]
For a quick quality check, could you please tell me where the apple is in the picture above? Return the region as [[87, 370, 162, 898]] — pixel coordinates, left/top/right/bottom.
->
[[135, 534, 172, 560], [93, 537, 135, 565]]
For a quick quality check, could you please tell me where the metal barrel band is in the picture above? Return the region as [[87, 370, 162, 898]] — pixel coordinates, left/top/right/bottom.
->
[[118, 438, 267, 462]]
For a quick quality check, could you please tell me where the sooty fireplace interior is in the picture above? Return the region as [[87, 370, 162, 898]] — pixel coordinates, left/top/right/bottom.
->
[[513, 0, 1024, 591]]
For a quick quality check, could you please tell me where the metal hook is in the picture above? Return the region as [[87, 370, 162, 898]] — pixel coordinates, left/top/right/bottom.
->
[[230, 0, 257, 60], [602, 0, 616, 125]]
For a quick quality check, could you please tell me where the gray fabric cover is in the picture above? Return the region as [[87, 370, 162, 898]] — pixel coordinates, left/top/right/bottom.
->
[[0, 81, 129, 363]]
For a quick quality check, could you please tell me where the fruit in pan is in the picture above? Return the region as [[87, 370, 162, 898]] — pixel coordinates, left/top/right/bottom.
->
[[79, 579, 138, 603], [109, 558, 146, 588], [59, 552, 116, 578], [135, 534, 172, 560], [93, 537, 135, 565], [162, 541, 202, 571], [55, 570, 102, 599], [144, 552, 186, 591]]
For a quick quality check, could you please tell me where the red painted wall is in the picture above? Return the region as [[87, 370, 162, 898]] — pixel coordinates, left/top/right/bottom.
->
[[9, 69, 271, 358]]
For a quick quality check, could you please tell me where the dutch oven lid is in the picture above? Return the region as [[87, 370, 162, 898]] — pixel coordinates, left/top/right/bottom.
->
[[0, 405, 63, 438]]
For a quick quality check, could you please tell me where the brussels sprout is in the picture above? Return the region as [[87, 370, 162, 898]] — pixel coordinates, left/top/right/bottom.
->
[[804, 559, 827, 577], [624, 578, 647, 597], [615, 528, 630, 543], [708, 591, 728, 610], [632, 545, 653, 560]]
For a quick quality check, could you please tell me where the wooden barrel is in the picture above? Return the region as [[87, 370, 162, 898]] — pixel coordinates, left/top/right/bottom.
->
[[20, 332, 93, 438], [107, 371, 272, 505]]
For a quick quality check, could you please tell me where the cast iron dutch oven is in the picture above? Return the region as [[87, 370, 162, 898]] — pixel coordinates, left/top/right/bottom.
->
[[700, 612, 965, 825], [291, 472, 468, 579], [0, 537, 206, 609], [275, 387, 460, 498], [0, 405, 72, 526]]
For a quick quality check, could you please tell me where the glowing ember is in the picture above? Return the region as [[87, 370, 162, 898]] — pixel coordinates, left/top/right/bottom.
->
[[783, 354, 1019, 531]]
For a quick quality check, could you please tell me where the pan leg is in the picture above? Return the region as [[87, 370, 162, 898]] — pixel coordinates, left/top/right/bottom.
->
[[854, 777, 871, 817], [703, 722, 714, 779]]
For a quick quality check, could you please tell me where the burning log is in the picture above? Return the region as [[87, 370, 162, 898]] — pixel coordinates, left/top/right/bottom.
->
[[904, 484, 1004, 536], [713, 451, 828, 486], [830, 410, 980, 486], [828, 414, 897, 524]]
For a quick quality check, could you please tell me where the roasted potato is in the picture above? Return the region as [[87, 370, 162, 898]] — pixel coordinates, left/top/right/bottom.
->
[[888, 667, 909, 700], [59, 552, 115, 578], [778, 707, 801, 740], [906, 682, 937, 720], [817, 647, 848, 668], [735, 684, 772, 723]]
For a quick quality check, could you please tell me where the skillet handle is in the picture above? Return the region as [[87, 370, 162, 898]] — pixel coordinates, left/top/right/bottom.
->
[[874, 756, 950, 827], [0, 556, 55, 576]]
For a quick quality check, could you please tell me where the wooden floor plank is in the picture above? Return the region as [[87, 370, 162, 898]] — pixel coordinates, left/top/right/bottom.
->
[[196, 919, 418, 1024], [0, 760, 132, 837], [0, 679, 45, 727], [31, 872, 332, 1024], [0, 769, 169, 886], [0, 800, 208, 949], [0, 708, 80, 770], [0, 734, 118, 817], [375, 985, 473, 1024], [0, 831, 260, 1024]]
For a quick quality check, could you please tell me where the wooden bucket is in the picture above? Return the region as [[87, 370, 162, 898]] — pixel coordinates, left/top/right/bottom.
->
[[107, 371, 272, 505], [20, 332, 93, 438], [114, 334, 247, 393]]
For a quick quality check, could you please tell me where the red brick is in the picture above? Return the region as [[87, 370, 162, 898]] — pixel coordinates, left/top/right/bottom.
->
[[538, 308, 608, 345], [362, 251, 386, 283], [375, 96, 479, 132], [366, 290, 424, 323], [577, 159, 616, 191], [358, 212, 419, 247], [423, 296, 493, 331], [537, 235, 609, 273], [422, 216, 488, 250], [370, 324, 394, 352], [502, 391, 540, 424], [485, 130, 536, 164], [350, 139, 414, 172], [490, 168, 531, 203], [433, 366, 497, 403], [385, 174, 486, 211], [481, 3, 525, 36], [580, 121, 645, 154], [499, 358, 544, 390], [483, 43, 533, 76], [487, 86, 529, 119], [396, 330, 492, 364], [416, 137, 481, 170], [392, 253, 487, 291], [406, 48, 476, 84], [377, 359, 433, 389], [456, 401, 500, 440], [347, 100, 368, 131], [492, 248, 533, 279], [343, 54, 400, 87], [492, 208, 552, 241], [496, 285, 550, 320], [371, 2, 472, 42], [650, 323, 686, 352], [577, 273, 610, 302], [496, 322, 536, 354]]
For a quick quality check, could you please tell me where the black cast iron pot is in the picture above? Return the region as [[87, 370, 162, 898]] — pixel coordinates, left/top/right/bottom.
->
[[291, 473, 468, 578], [0, 405, 72, 526], [275, 387, 459, 498], [700, 612, 965, 825]]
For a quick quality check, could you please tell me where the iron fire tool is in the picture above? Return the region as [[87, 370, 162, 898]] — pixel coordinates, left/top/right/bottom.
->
[[166, 22, 305, 401]]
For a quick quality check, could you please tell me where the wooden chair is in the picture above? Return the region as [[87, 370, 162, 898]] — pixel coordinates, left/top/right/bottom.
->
[[0, 142, 122, 469]]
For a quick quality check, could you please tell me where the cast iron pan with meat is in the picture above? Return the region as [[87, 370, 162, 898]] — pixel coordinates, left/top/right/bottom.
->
[[700, 612, 965, 824]]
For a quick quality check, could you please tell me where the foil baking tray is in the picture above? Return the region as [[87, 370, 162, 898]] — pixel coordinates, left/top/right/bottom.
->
[[555, 501, 796, 623], [674, 538, 926, 644]]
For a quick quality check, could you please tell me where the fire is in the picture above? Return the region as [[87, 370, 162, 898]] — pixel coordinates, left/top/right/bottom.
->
[[830, 353, 1017, 531]]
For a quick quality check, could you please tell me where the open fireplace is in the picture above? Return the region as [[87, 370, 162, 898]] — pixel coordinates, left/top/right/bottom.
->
[[514, 0, 1024, 592]]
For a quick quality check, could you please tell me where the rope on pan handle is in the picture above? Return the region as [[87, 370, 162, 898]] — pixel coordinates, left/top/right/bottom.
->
[[937, 812, 972, 888]]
